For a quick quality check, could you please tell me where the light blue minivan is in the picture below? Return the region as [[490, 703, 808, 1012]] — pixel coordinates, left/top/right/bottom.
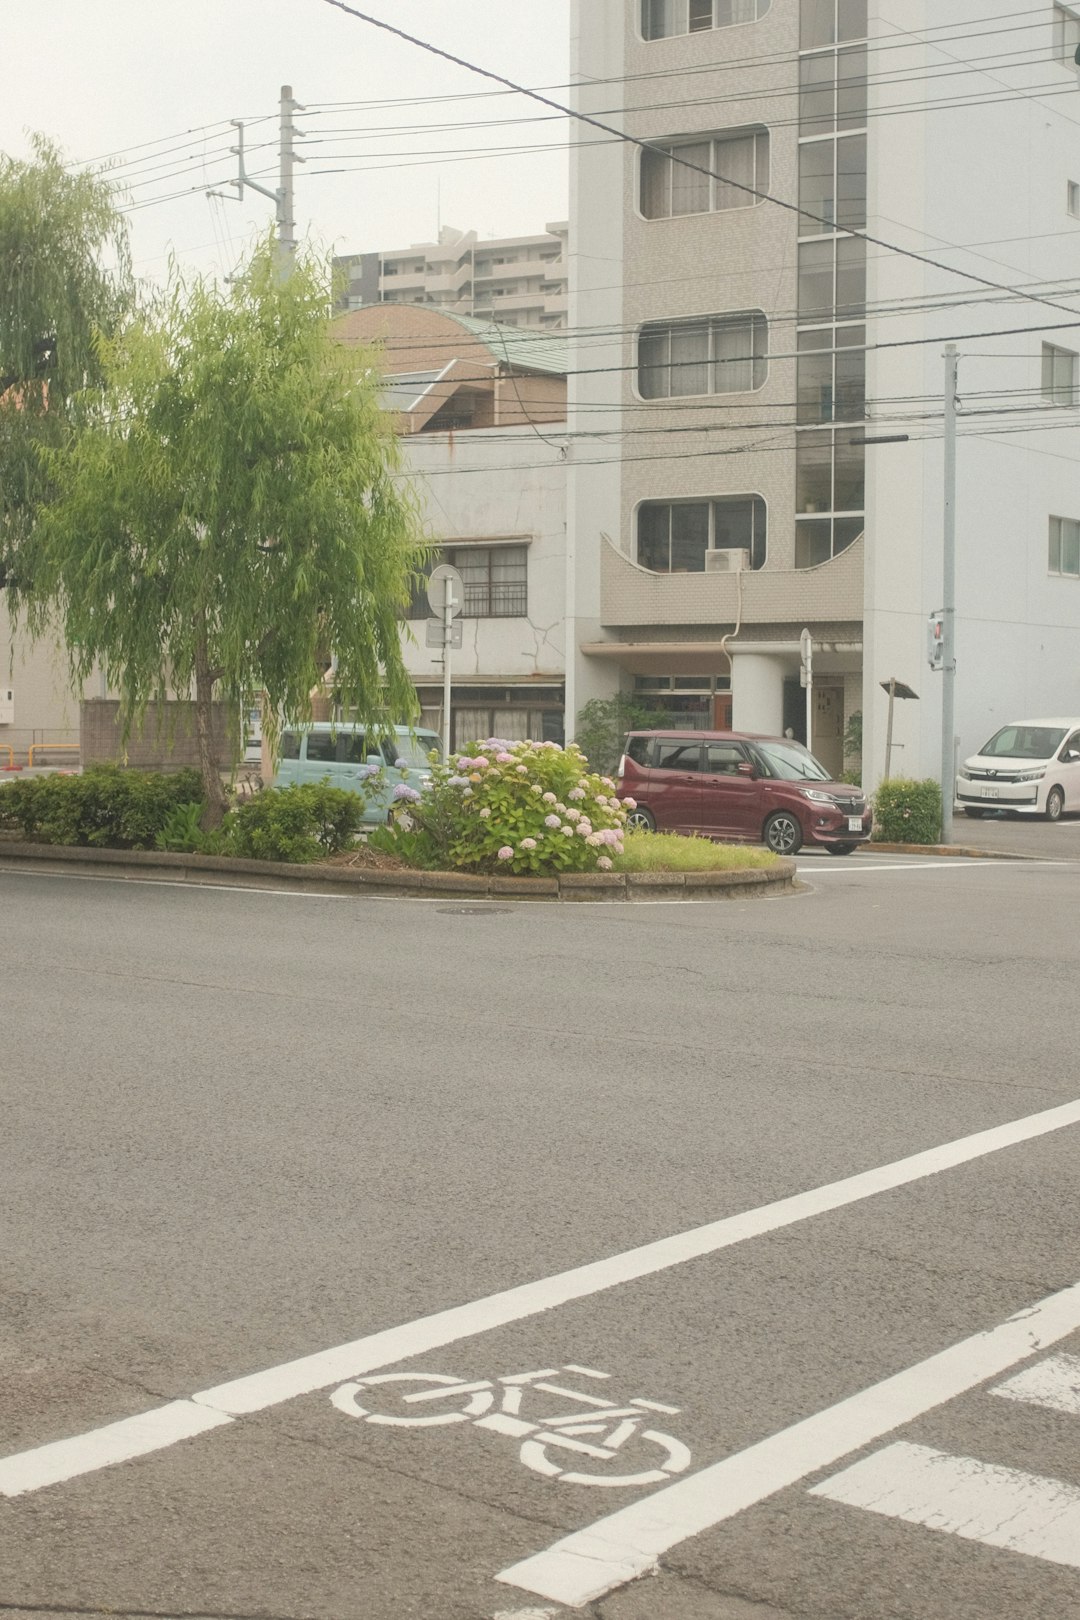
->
[[273, 723, 441, 825]]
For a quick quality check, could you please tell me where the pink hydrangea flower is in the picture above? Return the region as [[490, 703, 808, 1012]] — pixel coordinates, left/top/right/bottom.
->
[[542, 791, 557, 804], [597, 856, 613, 871], [555, 803, 567, 814], [544, 814, 561, 829], [497, 846, 514, 861], [614, 843, 624, 856], [568, 787, 586, 801], [622, 797, 637, 810], [601, 777, 615, 790], [566, 807, 581, 822], [586, 832, 602, 847], [520, 838, 537, 851], [516, 764, 529, 775], [575, 823, 590, 837], [561, 826, 574, 837], [473, 756, 490, 769]]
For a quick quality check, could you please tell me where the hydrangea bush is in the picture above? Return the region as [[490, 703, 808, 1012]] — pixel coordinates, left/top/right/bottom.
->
[[376, 738, 633, 875]]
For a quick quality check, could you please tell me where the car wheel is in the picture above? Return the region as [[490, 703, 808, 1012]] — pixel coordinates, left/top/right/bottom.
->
[[626, 805, 656, 833], [963, 807, 988, 819], [1045, 786, 1065, 822], [764, 811, 802, 856], [825, 842, 857, 856]]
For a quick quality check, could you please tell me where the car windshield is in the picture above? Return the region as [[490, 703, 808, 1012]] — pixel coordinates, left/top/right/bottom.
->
[[387, 734, 440, 768], [751, 740, 833, 782], [979, 725, 1066, 761]]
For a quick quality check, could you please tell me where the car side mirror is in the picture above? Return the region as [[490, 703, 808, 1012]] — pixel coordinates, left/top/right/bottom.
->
[[737, 761, 756, 777], [1066, 749, 1080, 763]]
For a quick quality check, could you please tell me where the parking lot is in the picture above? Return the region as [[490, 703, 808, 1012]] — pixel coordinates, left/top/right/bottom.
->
[[2, 851, 1079, 1619]]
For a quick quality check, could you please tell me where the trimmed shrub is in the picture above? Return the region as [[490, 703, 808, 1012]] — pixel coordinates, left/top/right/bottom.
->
[[873, 777, 942, 844], [575, 695, 664, 776], [375, 738, 630, 875], [0, 766, 204, 848], [222, 783, 365, 863]]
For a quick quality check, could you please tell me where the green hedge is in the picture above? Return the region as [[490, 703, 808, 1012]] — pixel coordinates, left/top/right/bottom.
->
[[223, 784, 365, 863], [0, 765, 204, 848], [873, 777, 942, 844]]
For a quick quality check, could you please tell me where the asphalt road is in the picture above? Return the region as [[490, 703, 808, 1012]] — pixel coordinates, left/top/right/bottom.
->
[[2, 854, 1080, 1620]]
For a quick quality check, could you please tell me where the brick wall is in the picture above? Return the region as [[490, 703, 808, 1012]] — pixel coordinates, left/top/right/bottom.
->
[[80, 699, 239, 771]]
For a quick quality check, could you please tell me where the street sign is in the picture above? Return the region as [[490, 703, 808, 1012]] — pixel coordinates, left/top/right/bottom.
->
[[425, 619, 463, 650], [426, 563, 464, 620], [927, 611, 944, 671]]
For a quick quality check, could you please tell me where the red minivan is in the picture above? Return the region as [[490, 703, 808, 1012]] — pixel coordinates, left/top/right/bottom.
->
[[616, 731, 871, 856]]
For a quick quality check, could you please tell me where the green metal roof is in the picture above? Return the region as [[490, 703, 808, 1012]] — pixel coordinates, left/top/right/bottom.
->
[[440, 312, 569, 376]]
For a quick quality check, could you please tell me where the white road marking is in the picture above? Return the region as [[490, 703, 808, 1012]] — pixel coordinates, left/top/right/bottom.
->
[[0, 1401, 232, 1498], [497, 1279, 1080, 1606], [809, 1441, 1080, 1571], [493, 1609, 559, 1620], [5, 1097, 1080, 1496], [993, 1350, 1080, 1417]]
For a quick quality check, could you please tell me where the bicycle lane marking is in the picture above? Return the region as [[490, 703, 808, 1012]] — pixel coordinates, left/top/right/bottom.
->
[[497, 1279, 1080, 1606], [4, 1095, 1080, 1498]]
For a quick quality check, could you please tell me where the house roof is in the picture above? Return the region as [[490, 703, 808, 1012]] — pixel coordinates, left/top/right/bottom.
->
[[437, 312, 569, 376]]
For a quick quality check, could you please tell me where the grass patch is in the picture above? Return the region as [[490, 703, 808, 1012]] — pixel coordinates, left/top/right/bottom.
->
[[612, 831, 779, 873]]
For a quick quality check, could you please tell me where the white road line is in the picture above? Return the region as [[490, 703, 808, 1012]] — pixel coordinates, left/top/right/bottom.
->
[[498, 1280, 1080, 1606], [5, 1097, 1080, 1497], [993, 1351, 1080, 1417], [809, 1441, 1080, 1572], [0, 1401, 232, 1498]]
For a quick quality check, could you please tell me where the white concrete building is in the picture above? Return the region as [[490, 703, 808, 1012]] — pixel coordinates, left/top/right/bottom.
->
[[334, 223, 569, 330], [567, 0, 1080, 786], [334, 305, 569, 748]]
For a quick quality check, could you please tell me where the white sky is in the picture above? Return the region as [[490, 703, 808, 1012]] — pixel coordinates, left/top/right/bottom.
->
[[3, 0, 571, 285]]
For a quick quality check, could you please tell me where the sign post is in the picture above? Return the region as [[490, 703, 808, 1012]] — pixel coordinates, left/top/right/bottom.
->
[[426, 563, 464, 760]]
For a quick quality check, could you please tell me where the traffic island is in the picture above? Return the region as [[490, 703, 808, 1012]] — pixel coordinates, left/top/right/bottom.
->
[[0, 839, 797, 901]]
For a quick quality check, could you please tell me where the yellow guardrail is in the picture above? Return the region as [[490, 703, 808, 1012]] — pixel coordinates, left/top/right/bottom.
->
[[27, 743, 80, 767], [0, 745, 14, 768]]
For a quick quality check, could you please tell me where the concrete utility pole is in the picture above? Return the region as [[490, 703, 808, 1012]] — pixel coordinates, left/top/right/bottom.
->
[[208, 85, 305, 274], [940, 344, 959, 845]]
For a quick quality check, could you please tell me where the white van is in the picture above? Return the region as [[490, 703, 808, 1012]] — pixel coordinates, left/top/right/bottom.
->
[[957, 719, 1080, 821], [272, 724, 441, 824]]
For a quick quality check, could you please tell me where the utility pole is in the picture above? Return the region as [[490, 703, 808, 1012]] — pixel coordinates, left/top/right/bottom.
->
[[940, 344, 959, 845], [208, 85, 305, 275]]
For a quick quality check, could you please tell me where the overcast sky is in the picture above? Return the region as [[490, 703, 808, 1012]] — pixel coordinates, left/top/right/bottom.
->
[[3, 0, 571, 285]]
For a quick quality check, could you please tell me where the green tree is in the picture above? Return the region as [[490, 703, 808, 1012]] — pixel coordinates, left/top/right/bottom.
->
[[575, 693, 665, 776], [27, 238, 426, 826], [0, 135, 132, 592]]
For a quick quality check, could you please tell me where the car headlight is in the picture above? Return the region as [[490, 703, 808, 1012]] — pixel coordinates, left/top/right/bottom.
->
[[957, 769, 972, 782], [1018, 769, 1046, 783], [801, 788, 835, 803]]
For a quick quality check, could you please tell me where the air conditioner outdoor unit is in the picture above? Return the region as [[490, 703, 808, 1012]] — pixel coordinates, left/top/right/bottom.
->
[[705, 549, 750, 574]]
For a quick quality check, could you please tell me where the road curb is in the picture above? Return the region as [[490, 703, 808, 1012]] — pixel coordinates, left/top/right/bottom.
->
[[0, 839, 796, 902], [869, 842, 1041, 860]]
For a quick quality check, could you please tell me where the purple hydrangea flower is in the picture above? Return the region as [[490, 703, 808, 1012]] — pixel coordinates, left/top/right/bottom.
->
[[447, 775, 470, 789], [392, 784, 421, 803], [544, 814, 561, 829]]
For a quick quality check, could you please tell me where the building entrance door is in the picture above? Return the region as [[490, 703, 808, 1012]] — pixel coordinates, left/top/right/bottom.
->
[[714, 694, 732, 730], [813, 686, 844, 778]]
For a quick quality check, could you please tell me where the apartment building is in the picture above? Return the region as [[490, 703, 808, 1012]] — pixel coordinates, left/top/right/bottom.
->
[[566, 1, 1080, 785], [333, 223, 569, 329]]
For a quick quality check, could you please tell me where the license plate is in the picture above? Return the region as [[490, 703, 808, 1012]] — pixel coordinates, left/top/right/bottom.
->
[[847, 816, 863, 832], [982, 786, 999, 799]]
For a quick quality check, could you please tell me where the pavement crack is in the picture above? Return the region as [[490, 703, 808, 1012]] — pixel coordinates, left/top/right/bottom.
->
[[270, 1420, 571, 1540]]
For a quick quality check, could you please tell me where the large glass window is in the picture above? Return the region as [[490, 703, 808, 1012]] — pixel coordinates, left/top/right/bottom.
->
[[799, 135, 866, 234], [1049, 515, 1080, 575], [1042, 342, 1078, 405], [800, 0, 867, 50], [798, 237, 866, 320], [797, 326, 866, 423], [638, 312, 767, 397], [637, 497, 767, 571], [643, 0, 769, 40], [641, 129, 769, 219]]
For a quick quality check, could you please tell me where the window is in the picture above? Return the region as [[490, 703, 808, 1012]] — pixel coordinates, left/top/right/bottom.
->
[[304, 732, 338, 763], [641, 129, 769, 219], [642, 0, 769, 41], [798, 135, 867, 234], [280, 731, 301, 760], [798, 236, 866, 319], [1042, 342, 1078, 404], [800, 0, 867, 50], [797, 326, 866, 422], [795, 425, 865, 567], [1049, 515, 1080, 575], [656, 740, 704, 772], [637, 497, 767, 571], [706, 742, 748, 775], [449, 545, 528, 616], [1053, 4, 1080, 64], [638, 312, 767, 397], [1070, 181, 1080, 218]]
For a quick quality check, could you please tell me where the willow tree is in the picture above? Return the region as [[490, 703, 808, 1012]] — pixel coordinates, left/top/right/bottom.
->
[[0, 135, 132, 593], [29, 238, 426, 825]]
